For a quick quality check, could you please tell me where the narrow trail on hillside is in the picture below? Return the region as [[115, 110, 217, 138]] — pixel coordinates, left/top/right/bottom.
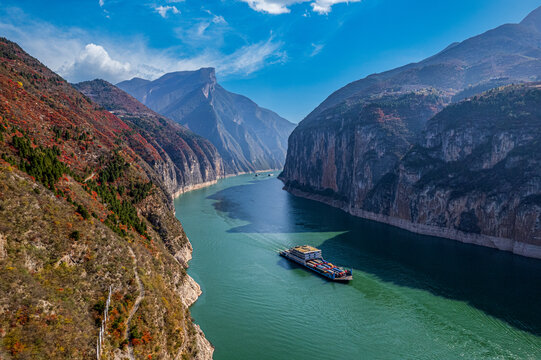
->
[[84, 172, 95, 182], [125, 246, 145, 360]]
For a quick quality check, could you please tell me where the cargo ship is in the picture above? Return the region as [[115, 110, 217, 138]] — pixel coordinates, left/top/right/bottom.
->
[[279, 245, 353, 281]]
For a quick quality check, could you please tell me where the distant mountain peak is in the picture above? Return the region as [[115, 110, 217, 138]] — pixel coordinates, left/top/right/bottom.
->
[[520, 5, 541, 31], [160, 67, 216, 86], [117, 68, 295, 174]]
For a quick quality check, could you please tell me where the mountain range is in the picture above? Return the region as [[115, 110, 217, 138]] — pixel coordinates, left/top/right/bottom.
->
[[118, 69, 296, 174], [280, 5, 541, 259]]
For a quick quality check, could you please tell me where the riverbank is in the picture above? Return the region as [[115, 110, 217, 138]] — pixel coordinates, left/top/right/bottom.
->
[[171, 169, 282, 200], [281, 182, 541, 260], [171, 169, 281, 358], [176, 174, 541, 359]]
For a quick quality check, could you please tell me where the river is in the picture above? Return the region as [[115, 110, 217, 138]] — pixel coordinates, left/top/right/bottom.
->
[[174, 173, 541, 359]]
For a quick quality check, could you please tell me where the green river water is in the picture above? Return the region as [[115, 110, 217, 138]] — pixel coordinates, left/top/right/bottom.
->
[[174, 173, 541, 360]]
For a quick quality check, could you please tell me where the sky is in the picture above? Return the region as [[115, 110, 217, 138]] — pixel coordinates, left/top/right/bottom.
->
[[0, 0, 540, 122]]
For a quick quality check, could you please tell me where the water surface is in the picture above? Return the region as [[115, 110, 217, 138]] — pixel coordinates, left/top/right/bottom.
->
[[175, 174, 541, 359]]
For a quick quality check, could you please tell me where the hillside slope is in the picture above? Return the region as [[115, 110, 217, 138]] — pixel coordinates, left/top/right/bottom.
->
[[118, 69, 296, 174], [0, 38, 212, 359], [306, 5, 541, 121], [74, 79, 224, 197]]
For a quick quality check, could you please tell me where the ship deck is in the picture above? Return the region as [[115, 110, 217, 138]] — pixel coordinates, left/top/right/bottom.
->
[[280, 249, 352, 281]]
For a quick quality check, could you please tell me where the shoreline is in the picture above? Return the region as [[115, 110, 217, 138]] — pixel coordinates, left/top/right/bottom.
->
[[281, 183, 541, 260], [173, 168, 282, 200], [172, 167, 282, 358]]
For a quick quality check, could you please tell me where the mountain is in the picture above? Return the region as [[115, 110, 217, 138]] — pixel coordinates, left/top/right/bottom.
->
[[363, 84, 541, 257], [118, 68, 296, 174], [306, 7, 541, 121], [74, 79, 224, 197], [280, 6, 541, 258], [0, 38, 212, 358]]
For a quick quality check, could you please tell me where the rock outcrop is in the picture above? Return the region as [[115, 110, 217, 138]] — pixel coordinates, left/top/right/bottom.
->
[[281, 6, 541, 259], [118, 68, 296, 174]]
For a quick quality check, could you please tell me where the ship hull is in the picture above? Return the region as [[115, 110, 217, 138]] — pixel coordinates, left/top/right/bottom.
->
[[280, 250, 353, 281]]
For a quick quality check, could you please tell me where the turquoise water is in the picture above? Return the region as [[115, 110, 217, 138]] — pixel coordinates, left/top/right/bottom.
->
[[174, 174, 541, 359]]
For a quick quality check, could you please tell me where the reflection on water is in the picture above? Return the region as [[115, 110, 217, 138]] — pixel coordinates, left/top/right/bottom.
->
[[176, 174, 541, 359], [210, 178, 541, 334]]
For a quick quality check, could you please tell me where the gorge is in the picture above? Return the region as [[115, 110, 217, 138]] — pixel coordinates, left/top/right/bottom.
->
[[280, 6, 541, 259]]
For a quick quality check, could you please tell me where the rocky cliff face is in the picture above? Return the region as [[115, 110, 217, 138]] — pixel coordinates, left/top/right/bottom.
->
[[0, 38, 213, 359], [74, 79, 224, 198], [282, 90, 446, 205], [118, 69, 296, 174], [376, 84, 541, 256], [281, 6, 541, 259], [284, 84, 541, 259]]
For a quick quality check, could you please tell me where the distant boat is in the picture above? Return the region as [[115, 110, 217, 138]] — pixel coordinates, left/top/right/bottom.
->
[[280, 245, 353, 281]]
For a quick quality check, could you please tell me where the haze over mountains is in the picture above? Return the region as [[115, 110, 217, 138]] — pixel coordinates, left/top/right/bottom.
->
[[280, 5, 541, 259], [118, 68, 296, 174]]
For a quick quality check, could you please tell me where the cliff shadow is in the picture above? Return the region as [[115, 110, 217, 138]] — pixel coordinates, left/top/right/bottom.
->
[[207, 177, 541, 335]]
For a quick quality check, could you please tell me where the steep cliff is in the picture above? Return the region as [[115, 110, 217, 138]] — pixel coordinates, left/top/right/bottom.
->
[[118, 69, 296, 174], [284, 84, 541, 258], [368, 84, 541, 257], [281, 6, 541, 258], [0, 38, 213, 359], [74, 79, 224, 198], [282, 90, 446, 205]]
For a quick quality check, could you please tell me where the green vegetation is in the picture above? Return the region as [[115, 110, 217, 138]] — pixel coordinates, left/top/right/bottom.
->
[[75, 203, 90, 219], [12, 135, 68, 189], [129, 181, 153, 203], [99, 153, 128, 183], [83, 153, 151, 238]]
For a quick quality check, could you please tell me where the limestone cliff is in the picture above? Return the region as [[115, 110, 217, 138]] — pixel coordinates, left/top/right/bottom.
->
[[281, 6, 541, 259], [282, 90, 446, 205], [283, 84, 541, 259]]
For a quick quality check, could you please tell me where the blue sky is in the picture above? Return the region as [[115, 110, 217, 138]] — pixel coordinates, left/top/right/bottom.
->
[[0, 0, 539, 122]]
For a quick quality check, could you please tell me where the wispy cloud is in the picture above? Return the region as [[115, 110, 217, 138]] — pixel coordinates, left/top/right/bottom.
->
[[310, 43, 324, 56], [155, 5, 180, 18], [241, 0, 360, 15], [0, 9, 285, 83]]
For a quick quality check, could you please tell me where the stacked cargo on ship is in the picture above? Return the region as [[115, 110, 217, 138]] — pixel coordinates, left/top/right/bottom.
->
[[280, 246, 353, 281]]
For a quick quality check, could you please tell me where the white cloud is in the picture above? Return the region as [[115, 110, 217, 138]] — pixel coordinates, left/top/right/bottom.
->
[[217, 38, 286, 75], [241, 0, 360, 15], [0, 10, 284, 83], [175, 11, 229, 47], [311, 0, 358, 14], [244, 0, 292, 14], [99, 0, 104, 7], [155, 5, 180, 18], [60, 44, 132, 83]]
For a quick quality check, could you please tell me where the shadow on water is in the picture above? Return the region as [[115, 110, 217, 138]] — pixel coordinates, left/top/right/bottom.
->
[[208, 177, 541, 335]]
